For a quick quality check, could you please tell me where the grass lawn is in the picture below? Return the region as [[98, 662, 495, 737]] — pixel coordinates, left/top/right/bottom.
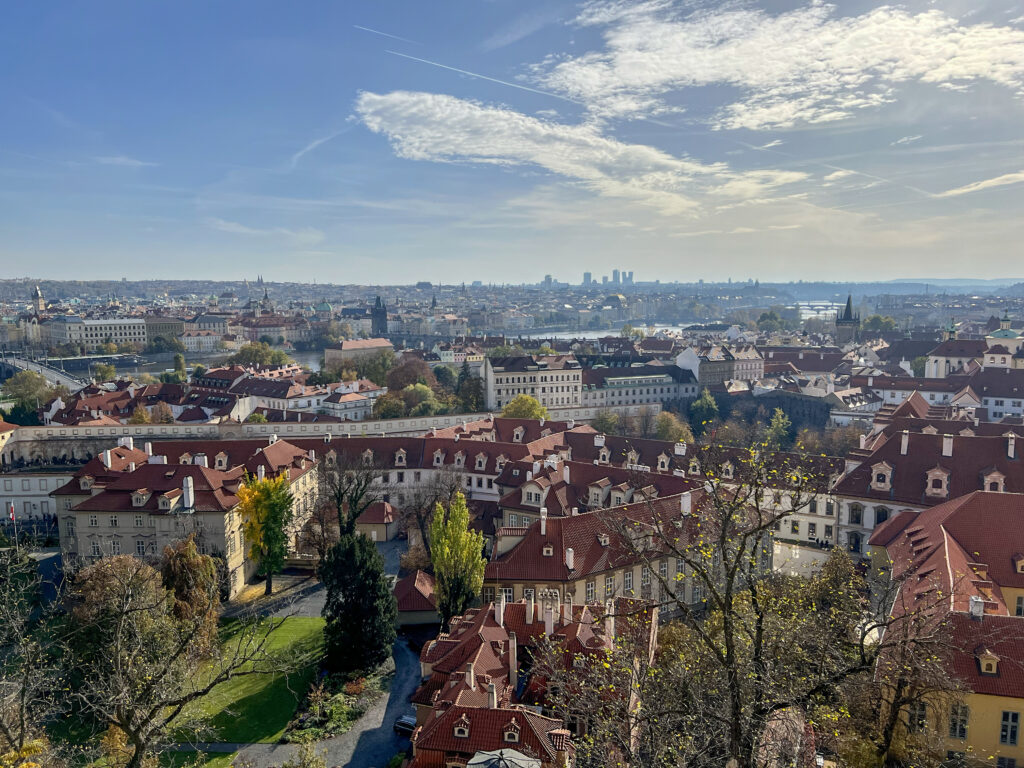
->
[[175, 616, 325, 744]]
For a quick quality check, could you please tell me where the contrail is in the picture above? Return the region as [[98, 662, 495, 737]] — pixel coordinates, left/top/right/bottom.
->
[[290, 127, 353, 170], [353, 25, 420, 45], [385, 50, 581, 104]]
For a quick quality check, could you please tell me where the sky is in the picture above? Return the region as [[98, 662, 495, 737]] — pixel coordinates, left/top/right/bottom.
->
[[1, 0, 1023, 285]]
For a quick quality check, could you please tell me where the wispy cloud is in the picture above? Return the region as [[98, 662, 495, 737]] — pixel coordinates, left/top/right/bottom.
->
[[935, 170, 1024, 198], [356, 90, 806, 216], [352, 25, 420, 45], [207, 217, 325, 246], [532, 2, 1024, 128], [480, 7, 562, 52], [94, 155, 158, 168], [891, 135, 923, 146], [289, 127, 352, 170]]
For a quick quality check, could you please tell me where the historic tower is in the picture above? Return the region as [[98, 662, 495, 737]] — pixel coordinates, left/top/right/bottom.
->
[[834, 294, 860, 344], [371, 295, 388, 336]]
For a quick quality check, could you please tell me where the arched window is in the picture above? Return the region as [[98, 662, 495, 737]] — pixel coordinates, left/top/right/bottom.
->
[[874, 507, 890, 526]]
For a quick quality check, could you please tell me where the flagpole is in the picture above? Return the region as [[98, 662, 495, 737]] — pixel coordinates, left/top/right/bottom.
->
[[9, 502, 18, 557]]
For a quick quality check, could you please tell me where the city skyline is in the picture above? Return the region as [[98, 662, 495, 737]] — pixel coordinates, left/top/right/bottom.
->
[[2, 0, 1023, 282]]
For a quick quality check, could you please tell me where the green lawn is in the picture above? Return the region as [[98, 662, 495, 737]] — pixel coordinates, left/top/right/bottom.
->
[[159, 752, 237, 768], [175, 616, 325, 744]]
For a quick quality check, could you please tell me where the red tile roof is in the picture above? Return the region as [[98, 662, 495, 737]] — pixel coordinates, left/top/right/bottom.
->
[[393, 570, 436, 612]]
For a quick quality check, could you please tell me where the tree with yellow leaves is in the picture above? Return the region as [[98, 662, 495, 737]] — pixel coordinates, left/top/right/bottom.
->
[[237, 471, 294, 595]]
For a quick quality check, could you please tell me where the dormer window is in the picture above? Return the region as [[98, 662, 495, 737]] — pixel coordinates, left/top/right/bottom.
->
[[657, 453, 670, 472], [721, 462, 734, 480], [925, 467, 950, 498], [215, 452, 229, 470], [543, 544, 554, 557], [977, 648, 1000, 675], [475, 453, 487, 471], [496, 455, 507, 471], [132, 490, 150, 507], [159, 496, 171, 510], [454, 451, 465, 469], [985, 471, 1005, 493], [503, 720, 521, 743], [80, 476, 94, 491], [627, 450, 639, 466], [598, 447, 610, 464], [433, 450, 444, 467], [513, 427, 525, 443], [870, 462, 893, 492], [179, 453, 192, 464], [394, 450, 406, 467], [689, 459, 700, 475], [361, 449, 373, 466], [1014, 554, 1024, 574], [598, 533, 610, 546]]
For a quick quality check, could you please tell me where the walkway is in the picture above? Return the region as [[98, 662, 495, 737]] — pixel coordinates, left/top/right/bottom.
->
[[2, 356, 87, 390]]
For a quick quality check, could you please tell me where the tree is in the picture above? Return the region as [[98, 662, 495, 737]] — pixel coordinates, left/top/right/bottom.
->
[[630, 405, 657, 438], [910, 355, 927, 377], [1, 371, 51, 410], [127, 406, 150, 424], [386, 358, 436, 392], [756, 310, 784, 333], [429, 492, 486, 625], [1, 403, 41, 426], [316, 451, 388, 536], [298, 503, 340, 564], [688, 388, 718, 437], [149, 401, 174, 424], [192, 364, 207, 378], [433, 365, 457, 392], [160, 534, 219, 656], [145, 336, 185, 354], [237, 472, 294, 595], [501, 394, 548, 420], [764, 408, 793, 450], [358, 349, 395, 387], [863, 314, 898, 332], [173, 354, 186, 378], [225, 342, 293, 367], [92, 363, 117, 382], [68, 556, 286, 768], [372, 392, 406, 419], [457, 376, 485, 413], [655, 411, 694, 443], [245, 412, 268, 423], [591, 410, 621, 435], [320, 535, 396, 676]]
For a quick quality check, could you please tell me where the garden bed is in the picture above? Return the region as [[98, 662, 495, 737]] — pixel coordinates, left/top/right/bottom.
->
[[284, 657, 396, 743]]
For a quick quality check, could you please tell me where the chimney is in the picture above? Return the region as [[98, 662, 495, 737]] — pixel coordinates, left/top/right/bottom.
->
[[1009, 433, 1017, 460], [487, 682, 497, 709], [859, 434, 866, 449], [969, 595, 985, 621], [309, 449, 316, 463], [942, 435, 953, 457], [182, 476, 195, 510], [465, 662, 475, 690], [526, 470, 533, 481], [194, 453, 208, 468], [495, 594, 505, 627], [563, 464, 570, 485], [144, 442, 153, 456], [900, 430, 909, 455], [527, 592, 535, 624], [867, 375, 874, 386], [269, 434, 278, 445], [101, 449, 111, 468], [565, 547, 575, 571], [128, 462, 136, 472], [150, 455, 166, 465], [567, 418, 574, 429], [121, 436, 134, 450], [540, 508, 547, 535], [594, 433, 605, 447], [257, 464, 266, 481], [571, 506, 578, 516], [680, 491, 692, 515], [508, 631, 518, 685], [544, 605, 554, 636]]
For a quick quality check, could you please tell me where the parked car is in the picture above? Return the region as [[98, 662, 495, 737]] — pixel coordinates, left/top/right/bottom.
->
[[393, 714, 417, 736]]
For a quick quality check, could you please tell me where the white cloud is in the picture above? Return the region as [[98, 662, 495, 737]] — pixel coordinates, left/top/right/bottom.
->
[[534, 2, 1024, 129], [891, 135, 923, 146], [94, 155, 157, 167], [207, 217, 326, 246], [824, 170, 854, 182], [934, 170, 1024, 197], [355, 90, 807, 216]]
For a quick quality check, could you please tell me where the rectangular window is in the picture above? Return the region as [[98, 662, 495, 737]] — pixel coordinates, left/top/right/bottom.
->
[[148, 541, 157, 554], [1017, 596, 1024, 617], [808, 499, 817, 514], [641, 566, 651, 586], [997, 759, 1017, 768], [2, 479, 10, 491], [500, 587, 513, 604], [605, 575, 615, 598], [586, 581, 595, 602], [482, 587, 495, 603], [825, 525, 833, 539], [66, 521, 75, 537], [136, 540, 146, 556], [21, 479, 30, 491], [1002, 711, 1019, 745], [111, 540, 121, 556], [808, 523, 817, 537], [135, 515, 144, 528], [91, 542, 101, 557], [906, 701, 927, 733], [791, 520, 800, 534], [89, 515, 98, 527], [624, 570, 633, 593], [396, 471, 404, 483], [109, 515, 118, 528], [948, 703, 968, 740]]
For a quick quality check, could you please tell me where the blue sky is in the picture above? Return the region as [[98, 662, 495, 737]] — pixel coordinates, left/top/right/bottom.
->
[[2, 0, 1023, 284]]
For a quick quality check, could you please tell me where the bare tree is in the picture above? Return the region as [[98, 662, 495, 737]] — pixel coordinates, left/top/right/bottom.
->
[[315, 451, 390, 535], [398, 466, 464, 559], [68, 556, 296, 768], [297, 501, 340, 563]]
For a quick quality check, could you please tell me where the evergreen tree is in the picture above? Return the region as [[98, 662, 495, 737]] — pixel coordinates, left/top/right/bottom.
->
[[237, 473, 294, 595], [764, 407, 793, 450], [688, 388, 719, 437], [430, 492, 486, 625], [320, 534, 397, 675]]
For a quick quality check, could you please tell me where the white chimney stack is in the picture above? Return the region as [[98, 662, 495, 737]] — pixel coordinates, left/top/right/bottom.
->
[[182, 476, 195, 510], [680, 491, 692, 515], [544, 605, 554, 636], [487, 682, 497, 709], [101, 450, 111, 468], [269, 434, 278, 445], [942, 435, 954, 457], [128, 462, 136, 472], [465, 662, 475, 690], [144, 442, 153, 456], [1009, 433, 1017, 460], [565, 547, 575, 571], [257, 464, 266, 481], [604, 601, 615, 648], [900, 430, 909, 456], [120, 436, 134, 450], [150, 455, 166, 465], [540, 508, 547, 535], [594, 433, 605, 448], [526, 592, 535, 624], [563, 464, 570, 485], [495, 594, 505, 627], [194, 454, 208, 468], [309, 449, 316, 463]]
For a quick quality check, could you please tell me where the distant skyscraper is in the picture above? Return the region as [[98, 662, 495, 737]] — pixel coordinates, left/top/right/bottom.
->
[[612, 269, 620, 285], [583, 272, 592, 286], [602, 275, 609, 285]]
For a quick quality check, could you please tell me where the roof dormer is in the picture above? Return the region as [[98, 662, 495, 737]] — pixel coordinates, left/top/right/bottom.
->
[[721, 461, 734, 480], [925, 466, 950, 499], [689, 458, 700, 475], [503, 718, 521, 743], [626, 449, 640, 466], [598, 446, 610, 464], [178, 452, 192, 464], [657, 452, 670, 472], [454, 451, 465, 469], [475, 453, 487, 471], [215, 451, 229, 470], [542, 543, 554, 557], [870, 461, 893, 492], [394, 449, 406, 467], [977, 647, 1000, 676], [361, 449, 374, 466], [453, 713, 471, 738], [79, 475, 95, 491], [132, 489, 151, 507], [1014, 553, 1024, 574], [513, 426, 525, 443], [433, 449, 445, 467], [985, 469, 1006, 493]]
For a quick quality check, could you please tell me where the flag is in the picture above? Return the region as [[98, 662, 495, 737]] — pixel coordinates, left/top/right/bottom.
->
[[7, 501, 13, 522]]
